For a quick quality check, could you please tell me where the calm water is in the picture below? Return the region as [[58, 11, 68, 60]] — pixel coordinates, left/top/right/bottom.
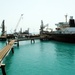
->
[[0, 40, 75, 75]]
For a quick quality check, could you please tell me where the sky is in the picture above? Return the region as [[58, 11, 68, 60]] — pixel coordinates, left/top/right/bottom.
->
[[0, 0, 75, 34]]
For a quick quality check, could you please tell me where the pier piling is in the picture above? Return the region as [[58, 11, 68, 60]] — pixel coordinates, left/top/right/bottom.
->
[[0, 64, 6, 75], [17, 41, 19, 47], [31, 39, 35, 43], [11, 47, 14, 53]]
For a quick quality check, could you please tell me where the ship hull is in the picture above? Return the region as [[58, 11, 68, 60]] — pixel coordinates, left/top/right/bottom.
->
[[0, 35, 7, 41], [0, 37, 6, 41], [51, 34, 75, 43]]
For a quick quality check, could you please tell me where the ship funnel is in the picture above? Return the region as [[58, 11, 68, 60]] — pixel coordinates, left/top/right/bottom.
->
[[70, 16, 73, 19], [69, 16, 75, 27]]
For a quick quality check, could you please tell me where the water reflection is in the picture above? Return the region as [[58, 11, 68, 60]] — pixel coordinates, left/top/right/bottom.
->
[[0, 40, 75, 75], [0, 41, 6, 49], [54, 41, 75, 65], [40, 42, 45, 52], [3, 51, 14, 71], [0, 50, 14, 75]]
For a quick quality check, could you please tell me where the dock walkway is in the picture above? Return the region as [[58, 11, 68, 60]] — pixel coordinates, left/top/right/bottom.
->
[[0, 40, 15, 75], [17, 37, 40, 41], [0, 40, 15, 63]]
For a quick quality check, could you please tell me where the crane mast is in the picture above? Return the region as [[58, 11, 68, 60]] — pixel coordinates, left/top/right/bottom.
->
[[14, 14, 23, 33], [40, 20, 48, 34]]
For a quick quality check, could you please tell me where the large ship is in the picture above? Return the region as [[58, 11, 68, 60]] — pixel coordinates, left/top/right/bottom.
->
[[51, 15, 75, 43]]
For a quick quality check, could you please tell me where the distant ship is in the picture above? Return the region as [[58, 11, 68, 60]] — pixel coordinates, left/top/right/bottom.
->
[[51, 15, 75, 43]]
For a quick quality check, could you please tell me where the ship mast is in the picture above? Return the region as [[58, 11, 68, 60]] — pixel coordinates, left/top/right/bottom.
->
[[40, 20, 44, 34], [65, 14, 68, 23]]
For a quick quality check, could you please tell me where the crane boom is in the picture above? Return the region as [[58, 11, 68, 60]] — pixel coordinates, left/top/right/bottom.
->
[[14, 14, 23, 33]]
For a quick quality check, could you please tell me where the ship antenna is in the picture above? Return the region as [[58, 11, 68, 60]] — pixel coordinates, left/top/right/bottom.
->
[[65, 14, 68, 23]]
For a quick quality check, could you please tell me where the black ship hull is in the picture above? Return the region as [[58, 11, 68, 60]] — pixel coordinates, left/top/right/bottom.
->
[[0, 37, 7, 41], [51, 34, 75, 43], [0, 35, 7, 41]]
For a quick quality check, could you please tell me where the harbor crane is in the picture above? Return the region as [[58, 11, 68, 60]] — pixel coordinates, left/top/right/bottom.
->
[[40, 20, 48, 34], [14, 14, 23, 33], [46, 28, 53, 32], [0, 20, 6, 36]]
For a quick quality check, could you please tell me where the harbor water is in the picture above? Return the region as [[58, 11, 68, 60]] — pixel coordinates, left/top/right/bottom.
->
[[0, 40, 75, 75]]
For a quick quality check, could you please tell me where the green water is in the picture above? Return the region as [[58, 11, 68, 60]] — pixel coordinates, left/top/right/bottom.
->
[[0, 40, 75, 75]]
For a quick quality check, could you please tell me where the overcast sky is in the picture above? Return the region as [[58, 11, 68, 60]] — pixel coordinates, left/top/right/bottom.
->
[[0, 0, 75, 33]]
